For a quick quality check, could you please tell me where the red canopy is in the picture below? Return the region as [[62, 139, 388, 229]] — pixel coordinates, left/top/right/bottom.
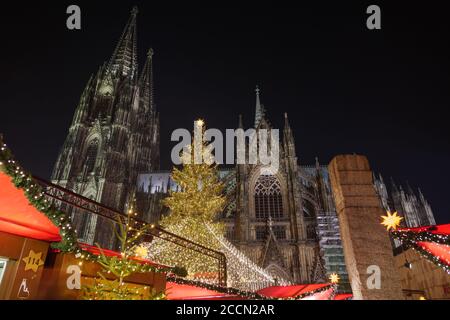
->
[[395, 224, 450, 270], [166, 282, 242, 300], [397, 224, 450, 235], [334, 293, 353, 300], [300, 287, 335, 300], [257, 283, 332, 299], [416, 241, 450, 267], [0, 171, 61, 242]]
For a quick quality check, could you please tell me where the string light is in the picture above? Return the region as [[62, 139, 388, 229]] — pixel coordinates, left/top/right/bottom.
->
[[392, 227, 450, 274]]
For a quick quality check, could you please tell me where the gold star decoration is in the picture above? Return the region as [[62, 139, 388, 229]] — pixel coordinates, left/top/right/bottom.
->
[[22, 250, 44, 272], [134, 245, 149, 259], [381, 211, 403, 231], [329, 273, 340, 284], [196, 119, 205, 127]]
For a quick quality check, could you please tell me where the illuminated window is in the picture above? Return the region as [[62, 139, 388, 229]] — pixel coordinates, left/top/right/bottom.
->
[[254, 175, 283, 219]]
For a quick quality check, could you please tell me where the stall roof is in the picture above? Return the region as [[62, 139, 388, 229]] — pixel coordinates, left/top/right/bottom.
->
[[0, 172, 61, 242], [397, 224, 450, 235], [257, 283, 332, 299], [395, 224, 450, 271], [334, 293, 353, 300], [166, 282, 242, 300]]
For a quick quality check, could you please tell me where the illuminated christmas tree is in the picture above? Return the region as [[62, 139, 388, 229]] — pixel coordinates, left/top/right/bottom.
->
[[81, 199, 166, 300], [149, 120, 226, 280]]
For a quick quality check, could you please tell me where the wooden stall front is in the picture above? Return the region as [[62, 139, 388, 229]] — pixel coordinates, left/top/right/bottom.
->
[[38, 248, 167, 300]]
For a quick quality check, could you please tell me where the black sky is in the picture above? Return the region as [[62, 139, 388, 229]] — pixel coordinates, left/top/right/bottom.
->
[[1, 1, 449, 223]]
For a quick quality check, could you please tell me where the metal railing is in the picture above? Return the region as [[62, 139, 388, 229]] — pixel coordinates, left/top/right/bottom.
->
[[32, 176, 227, 287]]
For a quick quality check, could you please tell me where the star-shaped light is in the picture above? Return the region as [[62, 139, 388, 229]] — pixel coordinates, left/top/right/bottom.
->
[[134, 245, 149, 259], [196, 119, 205, 127], [329, 273, 340, 284], [381, 211, 403, 231], [22, 250, 44, 272]]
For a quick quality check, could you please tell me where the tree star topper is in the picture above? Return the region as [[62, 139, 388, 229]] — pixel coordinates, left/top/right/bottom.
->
[[381, 211, 403, 231], [134, 245, 149, 259]]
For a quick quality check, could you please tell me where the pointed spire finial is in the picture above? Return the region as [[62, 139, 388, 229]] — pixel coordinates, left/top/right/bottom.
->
[[254, 85, 264, 127], [284, 112, 291, 128], [238, 114, 243, 128], [108, 7, 139, 79], [138, 47, 155, 111]]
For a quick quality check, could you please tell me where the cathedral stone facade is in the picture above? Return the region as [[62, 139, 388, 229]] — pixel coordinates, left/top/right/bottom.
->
[[52, 8, 435, 290], [374, 175, 435, 228], [138, 88, 350, 287], [51, 8, 159, 248]]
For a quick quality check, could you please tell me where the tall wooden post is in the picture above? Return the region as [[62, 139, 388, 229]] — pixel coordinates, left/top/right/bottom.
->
[[328, 155, 403, 300]]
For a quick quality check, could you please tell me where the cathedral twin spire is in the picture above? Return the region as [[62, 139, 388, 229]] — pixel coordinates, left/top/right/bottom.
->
[[103, 6, 155, 114], [138, 49, 154, 110], [108, 6, 139, 79], [107, 6, 154, 88]]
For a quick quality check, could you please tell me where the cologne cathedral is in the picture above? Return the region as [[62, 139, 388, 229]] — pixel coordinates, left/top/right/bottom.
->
[[52, 8, 436, 291], [51, 8, 159, 248]]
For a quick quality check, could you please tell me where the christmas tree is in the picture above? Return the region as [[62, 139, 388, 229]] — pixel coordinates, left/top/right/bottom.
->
[[81, 200, 166, 300], [148, 120, 226, 281]]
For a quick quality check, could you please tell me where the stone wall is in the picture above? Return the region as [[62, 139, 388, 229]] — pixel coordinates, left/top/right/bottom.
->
[[328, 155, 403, 300]]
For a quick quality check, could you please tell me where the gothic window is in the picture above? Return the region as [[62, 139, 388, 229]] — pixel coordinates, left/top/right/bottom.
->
[[255, 226, 267, 240], [85, 138, 99, 173], [272, 225, 287, 240], [303, 199, 316, 218], [254, 175, 284, 220], [306, 224, 317, 240]]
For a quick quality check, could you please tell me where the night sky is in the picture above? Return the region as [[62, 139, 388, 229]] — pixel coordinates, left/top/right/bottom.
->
[[1, 1, 449, 223]]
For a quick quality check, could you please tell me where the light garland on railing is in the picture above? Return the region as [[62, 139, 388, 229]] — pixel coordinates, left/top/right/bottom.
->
[[205, 222, 291, 290], [0, 135, 173, 276]]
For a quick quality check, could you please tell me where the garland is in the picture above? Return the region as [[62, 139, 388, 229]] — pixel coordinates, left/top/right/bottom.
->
[[0, 136, 78, 251], [0, 135, 173, 275], [166, 275, 336, 300], [392, 229, 450, 274], [167, 276, 266, 299], [1, 135, 338, 296]]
